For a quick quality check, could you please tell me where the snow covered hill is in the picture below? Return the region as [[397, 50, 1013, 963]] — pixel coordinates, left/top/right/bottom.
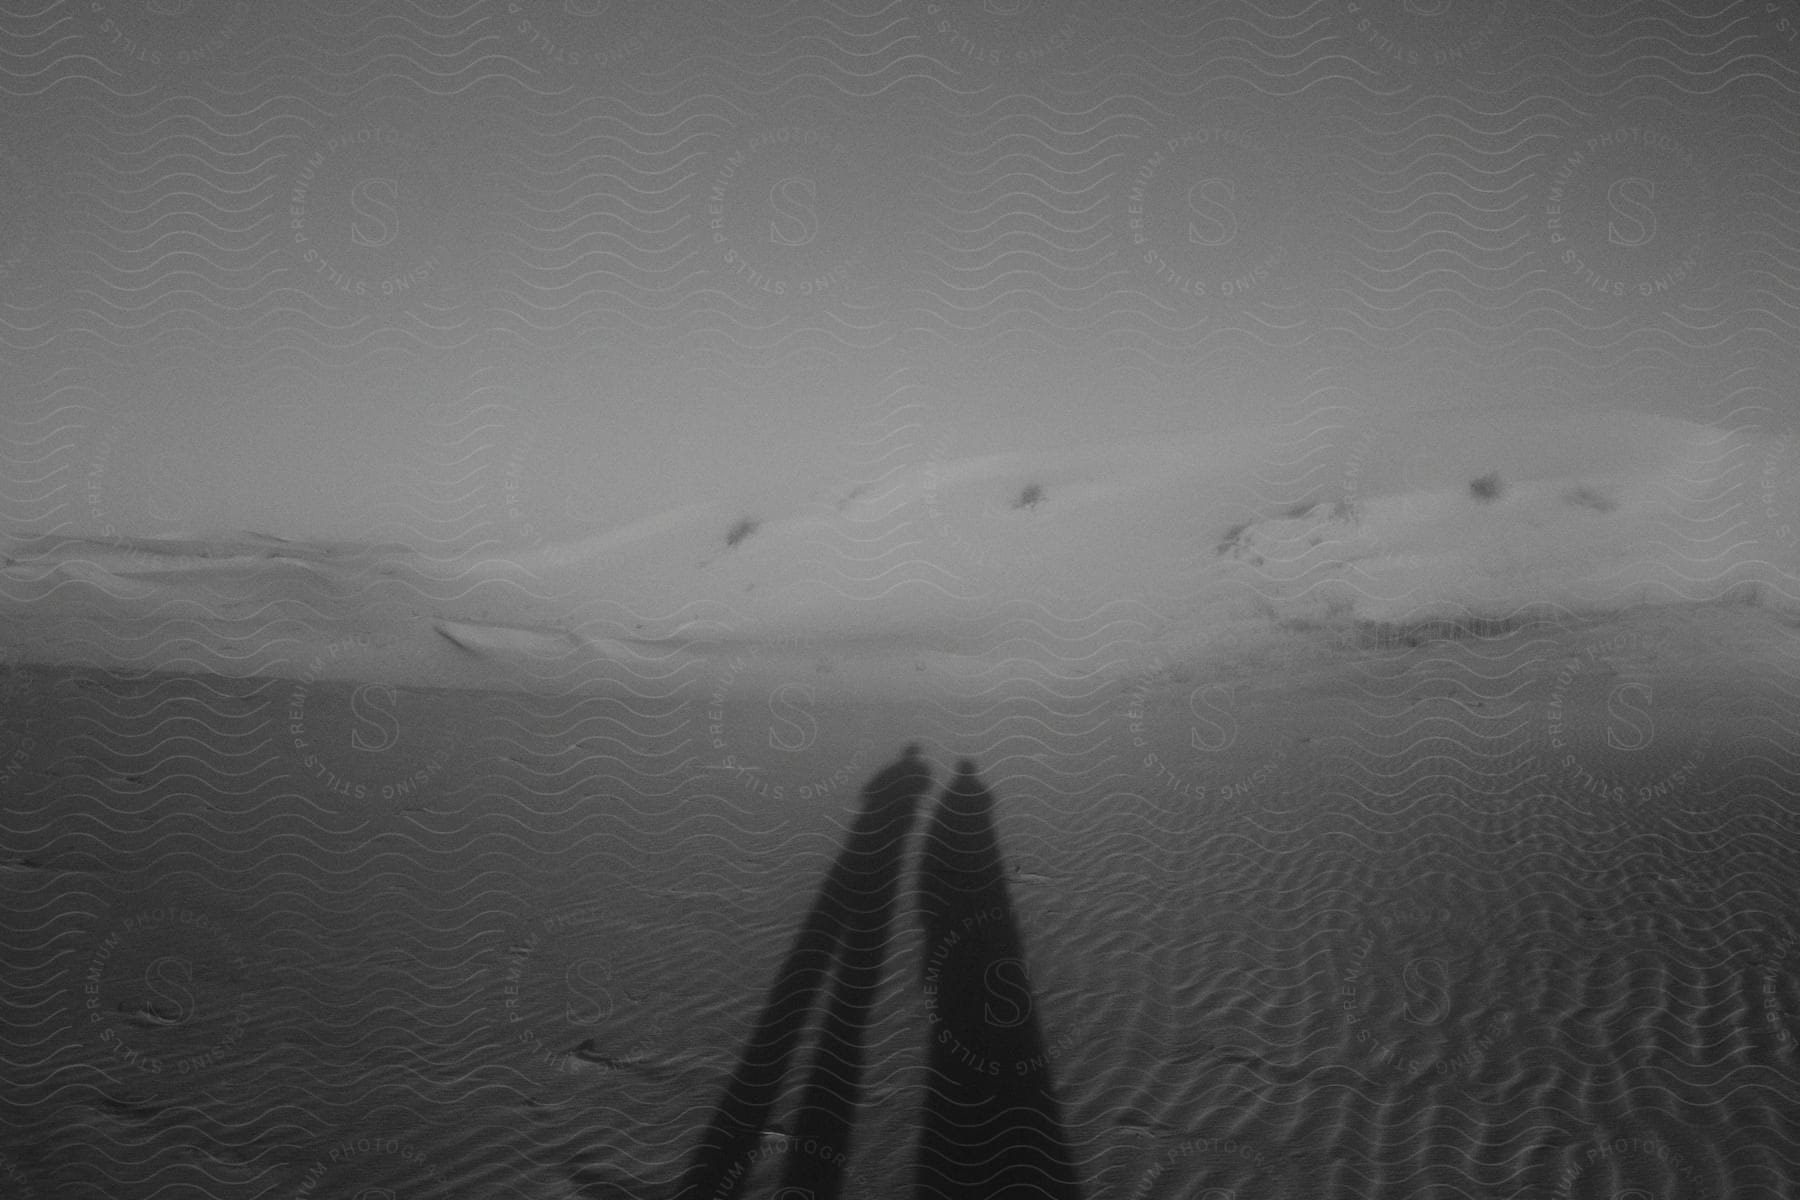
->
[[1, 403, 1795, 697]]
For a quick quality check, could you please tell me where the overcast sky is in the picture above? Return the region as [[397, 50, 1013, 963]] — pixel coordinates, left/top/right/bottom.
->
[[0, 2, 1793, 546]]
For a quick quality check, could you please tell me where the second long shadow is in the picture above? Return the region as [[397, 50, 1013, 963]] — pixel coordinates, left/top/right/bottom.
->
[[913, 759, 1083, 1200]]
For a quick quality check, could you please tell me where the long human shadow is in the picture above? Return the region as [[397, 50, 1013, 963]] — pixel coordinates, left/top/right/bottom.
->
[[674, 742, 931, 1200], [913, 759, 1083, 1200]]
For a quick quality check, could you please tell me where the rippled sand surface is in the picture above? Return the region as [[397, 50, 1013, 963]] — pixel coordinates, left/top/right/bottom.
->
[[1, 602, 1795, 1198]]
